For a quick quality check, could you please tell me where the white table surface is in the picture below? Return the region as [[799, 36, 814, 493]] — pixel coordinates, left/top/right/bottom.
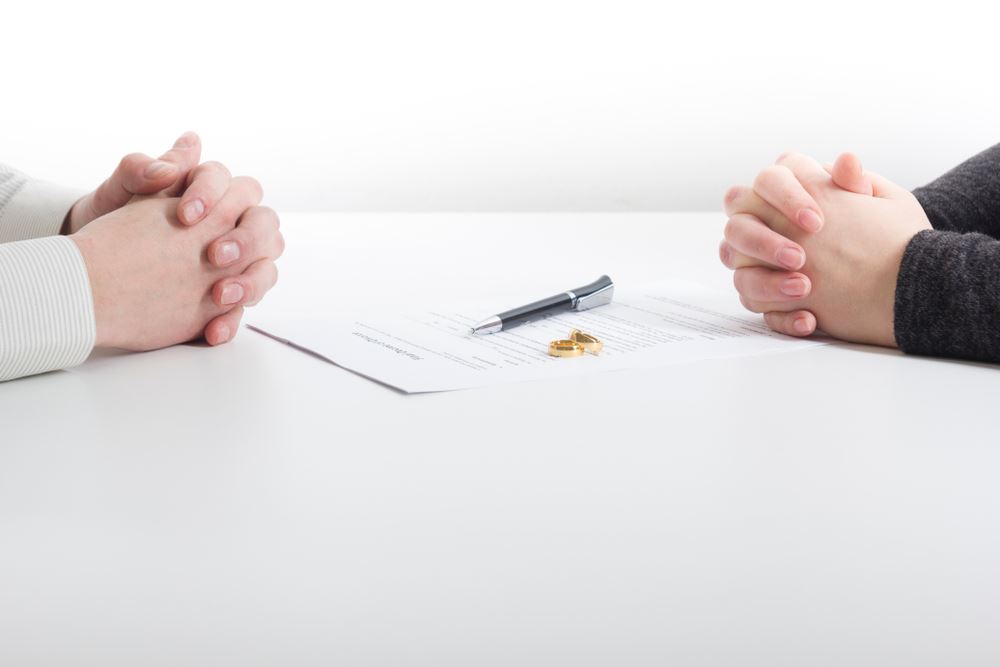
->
[[1, 212, 998, 666]]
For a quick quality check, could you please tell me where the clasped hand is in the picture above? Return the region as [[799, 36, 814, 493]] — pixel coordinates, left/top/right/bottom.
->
[[719, 151, 931, 347], [66, 132, 284, 350]]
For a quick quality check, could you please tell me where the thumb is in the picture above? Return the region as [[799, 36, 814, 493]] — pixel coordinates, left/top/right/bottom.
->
[[90, 132, 202, 218], [830, 152, 874, 196], [91, 152, 180, 216], [822, 152, 910, 201]]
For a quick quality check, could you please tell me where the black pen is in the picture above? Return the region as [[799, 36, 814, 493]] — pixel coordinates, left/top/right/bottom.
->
[[470, 275, 615, 335]]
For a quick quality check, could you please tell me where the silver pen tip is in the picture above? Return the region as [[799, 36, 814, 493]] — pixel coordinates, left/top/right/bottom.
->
[[470, 316, 502, 335]]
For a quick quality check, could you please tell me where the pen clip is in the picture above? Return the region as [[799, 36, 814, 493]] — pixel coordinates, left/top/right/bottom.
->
[[571, 275, 615, 312]]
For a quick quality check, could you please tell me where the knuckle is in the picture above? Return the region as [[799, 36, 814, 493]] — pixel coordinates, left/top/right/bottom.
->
[[228, 307, 245, 327], [734, 267, 766, 301], [239, 226, 258, 252], [213, 197, 241, 225], [733, 269, 746, 293], [756, 165, 805, 210], [738, 294, 761, 314], [244, 278, 257, 304], [236, 175, 264, 199], [770, 164, 796, 183], [248, 205, 280, 230], [718, 241, 733, 268], [202, 160, 232, 178], [723, 215, 744, 241], [120, 153, 146, 173], [249, 177, 264, 200], [770, 314, 793, 335], [175, 131, 199, 149], [751, 227, 778, 255], [723, 185, 745, 209], [723, 217, 735, 240], [253, 205, 279, 227], [753, 165, 781, 191], [751, 171, 767, 191], [775, 150, 797, 164], [256, 264, 279, 298]]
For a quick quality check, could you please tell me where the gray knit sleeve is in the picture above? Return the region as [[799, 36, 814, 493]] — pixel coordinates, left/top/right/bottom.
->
[[894, 229, 1000, 362], [894, 143, 1000, 362], [912, 143, 1000, 236]]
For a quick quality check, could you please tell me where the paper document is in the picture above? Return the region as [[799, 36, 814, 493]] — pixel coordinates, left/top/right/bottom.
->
[[249, 279, 825, 393]]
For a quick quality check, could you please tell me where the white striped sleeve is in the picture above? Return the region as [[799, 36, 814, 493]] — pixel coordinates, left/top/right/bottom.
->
[[1, 163, 96, 382], [0, 236, 97, 382], [0, 164, 84, 242]]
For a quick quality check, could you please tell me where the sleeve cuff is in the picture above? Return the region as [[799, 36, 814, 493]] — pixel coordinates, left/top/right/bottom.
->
[[0, 235, 97, 381], [894, 229, 1000, 362], [0, 164, 85, 243]]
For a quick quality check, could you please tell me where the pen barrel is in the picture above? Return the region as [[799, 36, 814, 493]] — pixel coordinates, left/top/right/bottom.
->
[[499, 292, 574, 329]]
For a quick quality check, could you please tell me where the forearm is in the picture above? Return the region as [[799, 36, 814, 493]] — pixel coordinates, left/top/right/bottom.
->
[[0, 236, 96, 382], [912, 143, 1000, 236], [894, 229, 1000, 362], [0, 164, 83, 242]]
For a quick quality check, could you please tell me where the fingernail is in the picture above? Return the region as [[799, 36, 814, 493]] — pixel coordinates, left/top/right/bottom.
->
[[794, 317, 813, 334], [215, 324, 231, 343], [781, 277, 808, 297], [221, 283, 244, 305], [777, 247, 804, 270], [183, 199, 205, 223], [797, 208, 823, 232], [144, 160, 174, 178], [215, 241, 240, 266]]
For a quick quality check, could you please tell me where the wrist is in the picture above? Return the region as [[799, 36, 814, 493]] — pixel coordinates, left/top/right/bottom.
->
[[70, 231, 114, 348]]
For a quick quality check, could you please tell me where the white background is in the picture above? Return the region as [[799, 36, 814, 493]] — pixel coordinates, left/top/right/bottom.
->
[[2, 0, 997, 212]]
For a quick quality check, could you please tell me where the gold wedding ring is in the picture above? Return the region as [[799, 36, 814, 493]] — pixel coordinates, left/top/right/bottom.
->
[[570, 329, 603, 355], [548, 330, 604, 357], [548, 339, 585, 357]]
